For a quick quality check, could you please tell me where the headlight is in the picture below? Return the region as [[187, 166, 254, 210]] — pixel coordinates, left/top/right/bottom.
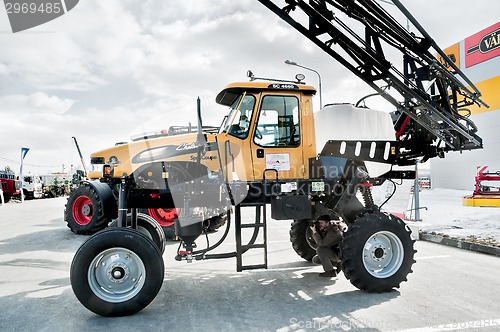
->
[[108, 156, 120, 164], [91, 157, 105, 173], [91, 164, 104, 173]]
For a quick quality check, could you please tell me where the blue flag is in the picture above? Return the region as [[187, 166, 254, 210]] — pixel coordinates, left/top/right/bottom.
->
[[21, 147, 29, 160], [20, 147, 30, 175]]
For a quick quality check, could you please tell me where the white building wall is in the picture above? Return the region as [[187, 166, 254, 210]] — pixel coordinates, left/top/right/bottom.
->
[[431, 111, 500, 190], [430, 22, 500, 190]]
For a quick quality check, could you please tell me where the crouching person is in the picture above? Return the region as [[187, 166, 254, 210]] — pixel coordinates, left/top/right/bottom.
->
[[310, 215, 343, 277]]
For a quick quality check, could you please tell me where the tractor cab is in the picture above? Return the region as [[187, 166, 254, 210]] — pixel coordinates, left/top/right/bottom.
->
[[214, 78, 317, 181]]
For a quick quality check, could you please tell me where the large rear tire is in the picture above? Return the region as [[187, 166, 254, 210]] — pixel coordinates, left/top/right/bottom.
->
[[141, 208, 178, 239], [290, 220, 317, 261], [65, 185, 110, 235], [70, 228, 164, 316], [341, 212, 416, 292], [3, 194, 12, 203]]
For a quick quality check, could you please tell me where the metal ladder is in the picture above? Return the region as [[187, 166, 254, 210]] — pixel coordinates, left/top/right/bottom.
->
[[234, 170, 278, 272], [234, 201, 268, 272]]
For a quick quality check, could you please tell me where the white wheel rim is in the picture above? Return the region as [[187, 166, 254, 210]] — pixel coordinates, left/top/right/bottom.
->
[[88, 247, 146, 303], [362, 231, 404, 278]]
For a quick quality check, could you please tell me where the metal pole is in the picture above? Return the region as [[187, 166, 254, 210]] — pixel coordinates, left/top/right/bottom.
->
[[285, 60, 323, 108], [20, 149, 24, 204], [414, 163, 421, 221], [118, 177, 128, 227], [235, 204, 242, 272], [72, 137, 88, 177]]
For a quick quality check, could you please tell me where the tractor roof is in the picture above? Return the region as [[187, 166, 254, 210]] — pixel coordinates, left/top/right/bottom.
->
[[216, 81, 316, 106]]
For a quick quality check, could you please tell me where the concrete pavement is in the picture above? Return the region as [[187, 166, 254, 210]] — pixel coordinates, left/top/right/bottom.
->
[[0, 198, 499, 331]]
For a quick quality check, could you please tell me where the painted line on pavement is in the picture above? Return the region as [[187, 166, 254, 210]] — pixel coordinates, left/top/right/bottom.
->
[[417, 255, 451, 260]]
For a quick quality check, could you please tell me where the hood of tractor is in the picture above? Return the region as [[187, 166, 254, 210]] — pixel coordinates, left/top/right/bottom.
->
[[89, 133, 219, 179]]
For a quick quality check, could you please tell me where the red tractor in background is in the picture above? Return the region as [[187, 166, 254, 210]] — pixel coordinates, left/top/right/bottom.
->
[[0, 170, 20, 204]]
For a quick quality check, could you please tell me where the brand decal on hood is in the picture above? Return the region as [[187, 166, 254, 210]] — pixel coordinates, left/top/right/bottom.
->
[[132, 142, 214, 164], [176, 142, 200, 151]]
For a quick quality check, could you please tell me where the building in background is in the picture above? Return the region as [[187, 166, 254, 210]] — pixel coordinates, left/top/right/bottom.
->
[[431, 21, 500, 190]]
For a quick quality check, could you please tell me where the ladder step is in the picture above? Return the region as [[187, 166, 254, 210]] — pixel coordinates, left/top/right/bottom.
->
[[239, 202, 265, 207], [241, 264, 267, 271], [240, 223, 265, 229], [242, 243, 266, 250]]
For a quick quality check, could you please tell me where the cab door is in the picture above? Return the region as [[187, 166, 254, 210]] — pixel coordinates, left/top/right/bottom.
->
[[250, 94, 305, 180], [216, 93, 257, 182]]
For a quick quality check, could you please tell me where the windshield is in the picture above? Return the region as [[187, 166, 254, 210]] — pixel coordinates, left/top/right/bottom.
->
[[219, 94, 256, 139]]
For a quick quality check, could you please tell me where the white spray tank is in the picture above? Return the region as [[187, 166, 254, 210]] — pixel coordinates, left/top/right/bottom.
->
[[314, 103, 396, 177]]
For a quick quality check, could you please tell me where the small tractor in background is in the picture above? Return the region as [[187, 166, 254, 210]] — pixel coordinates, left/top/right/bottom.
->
[[463, 166, 500, 207], [69, 0, 486, 317]]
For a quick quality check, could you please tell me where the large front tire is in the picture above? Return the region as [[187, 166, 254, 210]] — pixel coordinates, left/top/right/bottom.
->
[[65, 185, 110, 235], [70, 228, 164, 316], [341, 212, 416, 292], [290, 220, 317, 261]]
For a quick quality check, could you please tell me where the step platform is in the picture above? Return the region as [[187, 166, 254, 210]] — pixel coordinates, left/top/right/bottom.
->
[[463, 194, 500, 207]]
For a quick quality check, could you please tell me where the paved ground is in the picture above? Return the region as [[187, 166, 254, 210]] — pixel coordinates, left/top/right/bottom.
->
[[1, 198, 500, 331]]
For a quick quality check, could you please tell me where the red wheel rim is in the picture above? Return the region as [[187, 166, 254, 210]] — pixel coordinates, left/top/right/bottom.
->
[[72, 195, 93, 226], [147, 208, 180, 227]]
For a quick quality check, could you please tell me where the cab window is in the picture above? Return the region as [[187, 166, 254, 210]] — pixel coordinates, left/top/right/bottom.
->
[[254, 95, 300, 147], [220, 94, 255, 139]]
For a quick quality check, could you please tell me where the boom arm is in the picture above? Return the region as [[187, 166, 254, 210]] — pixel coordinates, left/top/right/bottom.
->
[[257, 0, 486, 164]]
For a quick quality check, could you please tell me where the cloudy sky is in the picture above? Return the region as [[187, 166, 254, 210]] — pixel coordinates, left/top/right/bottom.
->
[[0, 0, 498, 175]]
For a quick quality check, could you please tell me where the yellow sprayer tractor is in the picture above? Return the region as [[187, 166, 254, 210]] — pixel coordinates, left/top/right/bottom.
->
[[68, 0, 486, 316]]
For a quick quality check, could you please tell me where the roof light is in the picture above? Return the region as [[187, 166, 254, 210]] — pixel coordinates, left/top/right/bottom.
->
[[295, 73, 305, 82]]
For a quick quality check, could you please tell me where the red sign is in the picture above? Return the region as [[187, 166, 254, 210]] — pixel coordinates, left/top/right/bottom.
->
[[465, 21, 500, 68]]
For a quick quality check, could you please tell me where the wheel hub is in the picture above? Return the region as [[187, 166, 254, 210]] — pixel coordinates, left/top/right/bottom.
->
[[81, 204, 93, 216], [362, 231, 404, 278], [148, 208, 179, 227], [72, 195, 94, 225], [88, 248, 146, 303], [373, 246, 386, 260], [108, 263, 129, 283]]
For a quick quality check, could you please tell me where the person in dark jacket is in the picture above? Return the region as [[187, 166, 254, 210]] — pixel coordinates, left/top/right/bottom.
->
[[310, 215, 343, 277]]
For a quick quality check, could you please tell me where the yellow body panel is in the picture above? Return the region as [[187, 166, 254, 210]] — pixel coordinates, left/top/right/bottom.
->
[[92, 133, 220, 178]]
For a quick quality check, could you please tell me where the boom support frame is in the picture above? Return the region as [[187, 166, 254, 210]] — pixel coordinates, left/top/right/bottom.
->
[[257, 0, 486, 164]]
